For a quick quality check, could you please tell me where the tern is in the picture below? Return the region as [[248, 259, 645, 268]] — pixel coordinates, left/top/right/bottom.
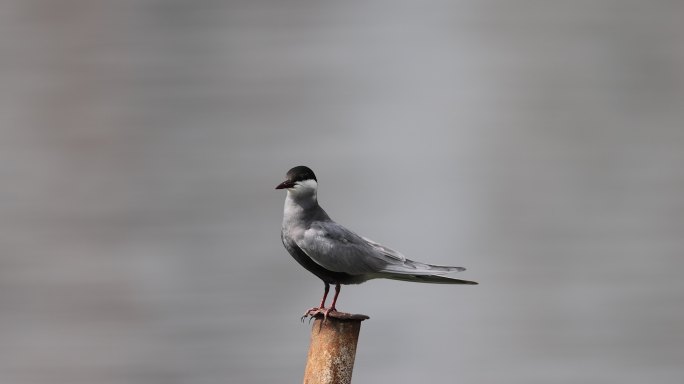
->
[[276, 166, 477, 320]]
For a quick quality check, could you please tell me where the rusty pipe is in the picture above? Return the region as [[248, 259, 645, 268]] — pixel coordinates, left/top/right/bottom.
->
[[303, 312, 369, 384]]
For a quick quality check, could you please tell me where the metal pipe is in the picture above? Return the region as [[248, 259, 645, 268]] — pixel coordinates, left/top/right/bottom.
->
[[303, 312, 370, 384]]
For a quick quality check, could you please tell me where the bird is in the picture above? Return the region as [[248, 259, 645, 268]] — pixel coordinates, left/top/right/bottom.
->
[[276, 165, 477, 320]]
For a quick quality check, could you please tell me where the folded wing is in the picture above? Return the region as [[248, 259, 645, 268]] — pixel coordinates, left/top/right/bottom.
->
[[294, 221, 469, 281]]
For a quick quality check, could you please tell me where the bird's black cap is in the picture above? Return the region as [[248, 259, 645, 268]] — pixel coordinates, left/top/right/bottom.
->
[[286, 166, 317, 182], [276, 166, 317, 189]]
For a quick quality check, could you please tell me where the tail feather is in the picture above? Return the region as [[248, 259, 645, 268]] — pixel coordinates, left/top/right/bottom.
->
[[381, 259, 466, 276], [385, 273, 478, 285], [374, 253, 477, 284]]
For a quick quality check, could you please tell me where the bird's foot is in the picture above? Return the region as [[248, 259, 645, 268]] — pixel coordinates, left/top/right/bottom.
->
[[300, 307, 338, 323], [320, 306, 337, 323], [301, 307, 324, 322]]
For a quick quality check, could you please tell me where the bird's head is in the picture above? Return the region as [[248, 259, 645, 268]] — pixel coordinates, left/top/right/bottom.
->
[[275, 165, 318, 200]]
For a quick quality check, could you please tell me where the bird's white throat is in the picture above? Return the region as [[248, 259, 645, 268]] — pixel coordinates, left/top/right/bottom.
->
[[284, 179, 319, 214]]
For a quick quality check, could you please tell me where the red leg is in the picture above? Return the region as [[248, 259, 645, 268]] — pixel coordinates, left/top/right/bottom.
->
[[320, 284, 341, 322], [329, 283, 340, 311], [318, 282, 330, 309], [301, 282, 331, 321]]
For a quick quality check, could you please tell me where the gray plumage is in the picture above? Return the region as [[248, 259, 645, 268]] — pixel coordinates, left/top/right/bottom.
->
[[276, 166, 477, 301]]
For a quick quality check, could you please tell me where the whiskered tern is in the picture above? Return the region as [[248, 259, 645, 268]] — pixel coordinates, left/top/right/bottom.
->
[[276, 166, 477, 320]]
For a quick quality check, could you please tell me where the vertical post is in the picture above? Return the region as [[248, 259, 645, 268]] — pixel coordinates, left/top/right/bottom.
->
[[303, 312, 370, 384]]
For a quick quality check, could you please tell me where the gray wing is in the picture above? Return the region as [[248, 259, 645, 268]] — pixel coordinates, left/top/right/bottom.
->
[[361, 236, 466, 275], [294, 221, 465, 276]]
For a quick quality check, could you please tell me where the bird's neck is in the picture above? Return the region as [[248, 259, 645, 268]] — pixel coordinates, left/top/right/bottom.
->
[[283, 189, 331, 226], [284, 190, 318, 213]]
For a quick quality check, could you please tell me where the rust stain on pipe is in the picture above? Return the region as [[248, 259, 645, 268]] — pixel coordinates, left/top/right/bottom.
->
[[303, 312, 369, 384]]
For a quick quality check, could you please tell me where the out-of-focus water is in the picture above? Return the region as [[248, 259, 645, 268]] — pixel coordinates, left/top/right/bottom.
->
[[1, 1, 683, 383]]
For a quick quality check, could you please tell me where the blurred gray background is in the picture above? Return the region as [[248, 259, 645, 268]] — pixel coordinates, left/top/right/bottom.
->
[[1, 1, 683, 383]]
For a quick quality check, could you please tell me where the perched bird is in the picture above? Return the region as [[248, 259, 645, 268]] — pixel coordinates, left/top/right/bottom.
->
[[276, 166, 477, 319]]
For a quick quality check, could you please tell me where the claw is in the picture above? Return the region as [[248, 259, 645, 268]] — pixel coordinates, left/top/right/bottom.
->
[[301, 307, 324, 322], [300, 306, 340, 323]]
